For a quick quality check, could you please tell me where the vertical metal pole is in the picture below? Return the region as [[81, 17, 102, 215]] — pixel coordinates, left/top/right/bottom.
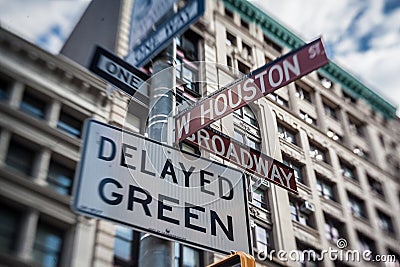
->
[[138, 42, 176, 266]]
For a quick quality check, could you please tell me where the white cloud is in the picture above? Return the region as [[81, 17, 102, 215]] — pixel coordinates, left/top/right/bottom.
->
[[250, 0, 400, 114], [0, 0, 90, 53]]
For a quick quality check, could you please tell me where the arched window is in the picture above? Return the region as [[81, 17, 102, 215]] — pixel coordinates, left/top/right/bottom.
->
[[234, 106, 258, 127]]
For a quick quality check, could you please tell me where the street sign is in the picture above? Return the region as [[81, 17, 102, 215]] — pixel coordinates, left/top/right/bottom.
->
[[126, 0, 205, 67], [72, 120, 253, 255], [129, 0, 177, 49], [175, 38, 329, 142], [185, 126, 297, 193], [89, 46, 149, 97]]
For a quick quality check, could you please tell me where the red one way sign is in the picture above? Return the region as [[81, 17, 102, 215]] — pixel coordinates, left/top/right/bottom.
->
[[175, 38, 329, 143]]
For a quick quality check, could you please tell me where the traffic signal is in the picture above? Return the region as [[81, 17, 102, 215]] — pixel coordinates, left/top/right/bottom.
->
[[207, 251, 256, 267]]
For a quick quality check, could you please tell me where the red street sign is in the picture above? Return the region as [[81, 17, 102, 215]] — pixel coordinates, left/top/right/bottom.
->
[[185, 126, 297, 194], [175, 38, 329, 143]]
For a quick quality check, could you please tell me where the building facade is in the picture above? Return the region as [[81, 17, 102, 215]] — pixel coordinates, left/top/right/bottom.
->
[[0, 0, 399, 267]]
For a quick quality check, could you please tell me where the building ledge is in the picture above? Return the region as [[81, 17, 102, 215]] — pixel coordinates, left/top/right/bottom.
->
[[292, 220, 320, 245]]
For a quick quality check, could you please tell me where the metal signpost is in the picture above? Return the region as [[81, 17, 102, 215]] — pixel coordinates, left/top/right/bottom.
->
[[175, 38, 329, 142], [72, 120, 253, 255], [185, 126, 297, 193], [89, 46, 149, 97], [126, 0, 205, 67]]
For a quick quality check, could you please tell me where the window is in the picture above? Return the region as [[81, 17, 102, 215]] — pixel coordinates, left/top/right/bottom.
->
[[234, 106, 261, 151], [309, 142, 328, 163], [378, 134, 385, 146], [226, 55, 233, 68], [283, 157, 305, 184], [176, 30, 199, 61], [0, 75, 11, 100], [234, 106, 257, 127], [289, 198, 314, 227], [224, 7, 233, 19], [316, 176, 336, 202], [295, 84, 312, 102], [252, 186, 269, 210], [242, 42, 252, 58], [114, 225, 139, 266], [237, 60, 250, 75], [357, 232, 376, 254], [246, 137, 260, 150], [226, 31, 237, 47], [20, 89, 47, 119], [240, 18, 249, 30], [124, 112, 141, 133], [317, 73, 332, 89], [265, 55, 273, 64], [339, 159, 357, 181], [278, 123, 298, 145], [323, 102, 338, 119], [253, 224, 272, 253], [174, 243, 202, 267], [367, 175, 384, 197], [47, 159, 74, 195], [267, 93, 288, 107], [348, 193, 367, 219], [233, 129, 260, 151], [348, 116, 364, 136], [176, 57, 199, 94], [233, 129, 244, 144], [377, 210, 394, 234], [176, 30, 201, 94], [352, 146, 369, 159], [296, 241, 322, 267], [263, 34, 282, 53], [32, 222, 64, 267], [5, 137, 36, 176], [299, 110, 316, 126], [324, 214, 345, 243], [327, 129, 342, 142], [343, 91, 357, 103], [57, 109, 83, 138], [0, 206, 20, 253], [180, 142, 200, 155]]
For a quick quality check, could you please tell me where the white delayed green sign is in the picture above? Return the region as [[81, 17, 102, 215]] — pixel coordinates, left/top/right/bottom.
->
[[72, 120, 252, 255]]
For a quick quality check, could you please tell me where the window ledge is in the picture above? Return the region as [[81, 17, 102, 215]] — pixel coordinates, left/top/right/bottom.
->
[[296, 182, 312, 196], [311, 158, 333, 177], [249, 203, 272, 225], [0, 166, 72, 207], [343, 176, 361, 187], [369, 191, 386, 202], [320, 197, 343, 218], [0, 104, 81, 150], [352, 214, 370, 226], [312, 158, 333, 172], [279, 137, 305, 158], [292, 221, 320, 243], [320, 196, 341, 209]]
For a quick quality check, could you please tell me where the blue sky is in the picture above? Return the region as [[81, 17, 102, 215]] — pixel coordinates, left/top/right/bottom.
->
[[0, 0, 399, 114]]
